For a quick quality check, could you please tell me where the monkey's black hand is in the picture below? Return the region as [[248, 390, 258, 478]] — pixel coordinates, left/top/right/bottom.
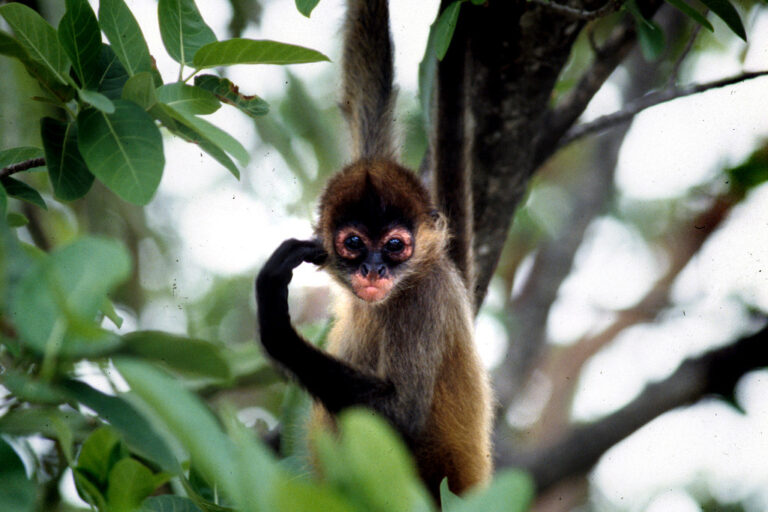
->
[[256, 239, 326, 328], [257, 238, 327, 288]]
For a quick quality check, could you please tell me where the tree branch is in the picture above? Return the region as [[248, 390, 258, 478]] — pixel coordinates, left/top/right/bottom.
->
[[466, 1, 586, 309], [0, 157, 46, 179], [667, 23, 701, 88], [534, 18, 637, 168], [527, 0, 622, 20], [562, 70, 768, 146], [498, 322, 768, 492]]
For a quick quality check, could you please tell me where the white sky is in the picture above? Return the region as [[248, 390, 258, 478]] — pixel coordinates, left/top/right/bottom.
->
[[85, 1, 768, 510]]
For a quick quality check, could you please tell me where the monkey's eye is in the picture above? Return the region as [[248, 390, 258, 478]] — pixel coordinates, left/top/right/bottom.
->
[[344, 235, 365, 251], [384, 238, 405, 253]]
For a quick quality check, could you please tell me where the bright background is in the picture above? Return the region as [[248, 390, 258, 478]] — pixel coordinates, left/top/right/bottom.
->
[[39, 1, 768, 510]]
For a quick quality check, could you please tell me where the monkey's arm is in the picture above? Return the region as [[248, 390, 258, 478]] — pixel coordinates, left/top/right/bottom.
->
[[256, 239, 394, 413]]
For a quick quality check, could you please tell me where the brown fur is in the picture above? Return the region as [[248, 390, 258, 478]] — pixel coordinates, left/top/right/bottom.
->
[[305, 0, 493, 497], [311, 160, 493, 496]]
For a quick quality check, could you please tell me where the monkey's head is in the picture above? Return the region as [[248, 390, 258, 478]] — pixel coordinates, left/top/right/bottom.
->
[[317, 159, 447, 304]]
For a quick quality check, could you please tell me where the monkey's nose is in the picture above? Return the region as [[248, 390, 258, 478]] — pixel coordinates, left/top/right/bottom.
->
[[360, 263, 387, 279]]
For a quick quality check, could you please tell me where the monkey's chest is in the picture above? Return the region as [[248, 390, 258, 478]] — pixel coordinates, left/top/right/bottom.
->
[[333, 334, 383, 374]]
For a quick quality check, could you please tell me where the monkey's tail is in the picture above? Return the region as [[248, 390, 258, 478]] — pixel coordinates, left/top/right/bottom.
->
[[342, 0, 396, 160]]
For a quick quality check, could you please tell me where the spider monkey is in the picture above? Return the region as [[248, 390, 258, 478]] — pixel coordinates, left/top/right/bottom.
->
[[255, 0, 492, 497]]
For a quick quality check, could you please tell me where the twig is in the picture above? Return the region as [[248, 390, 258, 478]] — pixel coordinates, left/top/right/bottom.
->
[[561, 70, 768, 146], [667, 23, 702, 88], [527, 0, 622, 20], [533, 19, 637, 168], [0, 157, 46, 179]]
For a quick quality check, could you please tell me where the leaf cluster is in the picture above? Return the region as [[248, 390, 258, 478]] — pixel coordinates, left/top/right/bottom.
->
[[0, 0, 328, 208]]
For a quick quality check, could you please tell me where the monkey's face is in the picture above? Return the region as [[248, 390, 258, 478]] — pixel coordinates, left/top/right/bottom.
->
[[332, 223, 413, 302]]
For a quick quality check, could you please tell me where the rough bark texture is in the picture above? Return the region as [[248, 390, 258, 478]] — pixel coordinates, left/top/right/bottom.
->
[[465, 2, 587, 308]]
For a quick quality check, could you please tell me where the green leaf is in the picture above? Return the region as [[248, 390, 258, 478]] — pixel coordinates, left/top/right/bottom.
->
[[165, 110, 239, 177], [418, 16, 440, 132], [158, 0, 217, 67], [274, 478, 355, 512], [8, 236, 130, 357], [315, 409, 432, 512], [181, 113, 248, 165], [40, 117, 95, 201], [1, 177, 47, 210], [625, 1, 665, 60], [0, 184, 5, 215], [99, 0, 153, 76], [192, 38, 329, 68], [0, 371, 68, 404], [101, 297, 124, 328], [73, 468, 107, 510], [141, 496, 203, 512], [219, 406, 283, 511], [699, 0, 746, 41], [636, 18, 665, 60], [58, 0, 102, 86], [156, 83, 221, 115], [194, 74, 269, 118], [107, 458, 169, 512], [50, 410, 76, 464], [0, 146, 43, 169], [114, 359, 242, 504], [77, 99, 164, 205], [446, 470, 533, 512], [296, 0, 321, 17], [0, 31, 73, 102], [0, 438, 35, 512], [434, 1, 463, 61], [664, 0, 713, 32], [93, 44, 130, 98], [439, 478, 462, 511], [0, 407, 88, 440], [6, 213, 28, 227], [121, 331, 231, 380], [0, 3, 70, 84], [78, 89, 116, 113], [122, 72, 159, 110], [63, 380, 180, 473], [160, 104, 247, 172], [76, 426, 126, 488]]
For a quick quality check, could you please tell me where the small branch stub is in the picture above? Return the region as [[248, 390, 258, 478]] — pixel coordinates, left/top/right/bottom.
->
[[0, 157, 46, 179]]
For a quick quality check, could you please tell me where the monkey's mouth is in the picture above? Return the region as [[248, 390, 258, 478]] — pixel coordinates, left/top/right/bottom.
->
[[351, 274, 394, 302]]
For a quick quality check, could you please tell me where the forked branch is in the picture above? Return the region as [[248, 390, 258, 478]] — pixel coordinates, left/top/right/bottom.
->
[[561, 70, 768, 147]]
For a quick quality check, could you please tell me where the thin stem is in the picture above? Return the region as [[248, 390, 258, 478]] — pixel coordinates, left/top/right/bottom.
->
[[1, 158, 46, 179], [182, 68, 200, 83], [668, 23, 702, 88]]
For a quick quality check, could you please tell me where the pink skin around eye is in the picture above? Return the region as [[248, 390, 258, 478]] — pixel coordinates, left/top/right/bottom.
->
[[380, 227, 413, 261], [334, 227, 370, 259]]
